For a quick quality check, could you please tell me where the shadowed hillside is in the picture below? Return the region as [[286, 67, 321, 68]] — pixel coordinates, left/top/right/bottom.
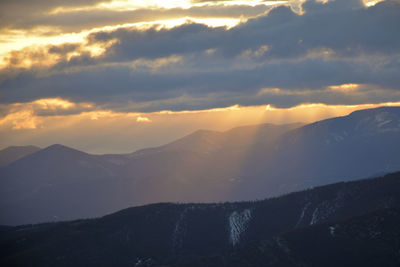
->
[[1, 171, 399, 266]]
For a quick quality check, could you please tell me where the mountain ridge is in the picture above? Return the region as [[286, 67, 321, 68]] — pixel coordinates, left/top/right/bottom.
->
[[1, 107, 400, 225], [0, 145, 41, 168], [1, 171, 399, 266]]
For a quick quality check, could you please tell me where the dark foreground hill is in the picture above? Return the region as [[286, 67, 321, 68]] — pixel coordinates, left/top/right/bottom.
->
[[1, 107, 400, 225], [1, 172, 399, 266], [176, 208, 400, 267]]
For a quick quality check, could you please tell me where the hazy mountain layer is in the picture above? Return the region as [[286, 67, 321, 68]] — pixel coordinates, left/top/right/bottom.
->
[[1, 107, 400, 225]]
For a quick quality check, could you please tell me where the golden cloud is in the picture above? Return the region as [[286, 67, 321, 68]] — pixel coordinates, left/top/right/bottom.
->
[[136, 116, 151, 122], [328, 83, 360, 92], [0, 110, 43, 130], [0, 98, 94, 130]]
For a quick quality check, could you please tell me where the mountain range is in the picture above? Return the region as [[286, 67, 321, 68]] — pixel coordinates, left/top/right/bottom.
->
[[1, 106, 400, 225], [1, 171, 399, 266]]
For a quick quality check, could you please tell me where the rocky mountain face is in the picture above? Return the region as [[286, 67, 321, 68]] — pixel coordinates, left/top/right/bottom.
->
[[1, 107, 400, 225], [1, 172, 399, 266]]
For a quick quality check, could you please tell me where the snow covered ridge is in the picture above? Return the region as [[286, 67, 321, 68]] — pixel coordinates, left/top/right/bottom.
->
[[356, 111, 400, 133], [229, 209, 252, 246]]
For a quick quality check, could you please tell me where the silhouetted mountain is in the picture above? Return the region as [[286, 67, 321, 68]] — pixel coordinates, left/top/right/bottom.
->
[[0, 145, 40, 168], [1, 172, 399, 266], [0, 123, 301, 225], [131, 123, 303, 155], [0, 144, 127, 225], [1, 107, 400, 225]]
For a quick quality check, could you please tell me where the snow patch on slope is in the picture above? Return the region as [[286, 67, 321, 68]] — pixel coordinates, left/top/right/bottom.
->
[[310, 207, 320, 225], [329, 226, 336, 236], [295, 202, 311, 227], [172, 206, 194, 250], [229, 209, 252, 246], [310, 189, 348, 225]]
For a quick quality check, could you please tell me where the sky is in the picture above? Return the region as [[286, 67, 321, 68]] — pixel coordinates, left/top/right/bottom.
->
[[1, 0, 399, 153]]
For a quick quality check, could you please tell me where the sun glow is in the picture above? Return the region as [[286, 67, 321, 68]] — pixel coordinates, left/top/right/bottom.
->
[[54, 0, 287, 12], [2, 98, 400, 153], [0, 110, 42, 130], [363, 0, 385, 7], [0, 31, 85, 68], [33, 98, 77, 110], [158, 105, 241, 115], [99, 0, 192, 10], [137, 116, 151, 122], [328, 83, 360, 92], [3, 97, 400, 132]]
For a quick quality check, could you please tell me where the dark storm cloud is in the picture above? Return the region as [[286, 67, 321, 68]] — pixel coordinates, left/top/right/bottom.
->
[[1, 0, 399, 112], [2, 55, 399, 111], [89, 23, 222, 61], [89, 0, 399, 62], [48, 43, 80, 54]]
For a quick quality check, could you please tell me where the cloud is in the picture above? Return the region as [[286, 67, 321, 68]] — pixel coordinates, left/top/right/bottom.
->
[[2, 54, 399, 111], [0, 98, 95, 127], [1, 5, 272, 32], [328, 83, 360, 92], [90, 0, 399, 61], [136, 116, 151, 122], [0, 0, 111, 29], [0, 110, 42, 130], [1, 0, 399, 113], [2, 43, 82, 70]]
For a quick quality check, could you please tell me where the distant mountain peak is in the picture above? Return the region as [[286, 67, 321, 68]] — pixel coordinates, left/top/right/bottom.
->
[[43, 144, 86, 154]]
